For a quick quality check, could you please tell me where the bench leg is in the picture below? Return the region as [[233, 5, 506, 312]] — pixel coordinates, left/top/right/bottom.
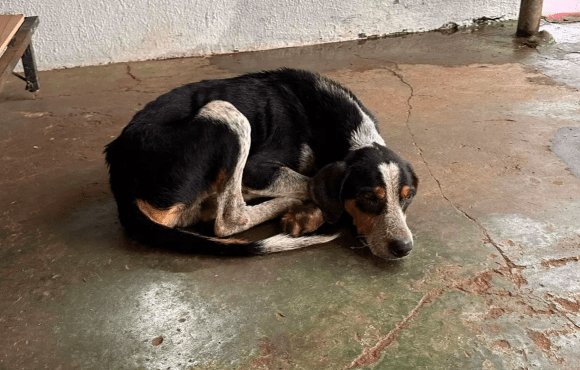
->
[[21, 43, 39, 92]]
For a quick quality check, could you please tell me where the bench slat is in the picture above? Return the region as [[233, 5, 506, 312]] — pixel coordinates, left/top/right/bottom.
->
[[0, 14, 25, 56]]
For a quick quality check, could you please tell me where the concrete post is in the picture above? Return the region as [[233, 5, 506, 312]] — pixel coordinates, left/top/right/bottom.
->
[[516, 0, 544, 37]]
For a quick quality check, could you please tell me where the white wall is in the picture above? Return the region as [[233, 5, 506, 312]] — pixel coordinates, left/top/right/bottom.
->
[[2, 0, 520, 71]]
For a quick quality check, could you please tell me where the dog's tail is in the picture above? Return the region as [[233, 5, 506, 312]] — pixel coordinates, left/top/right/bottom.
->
[[117, 199, 339, 256]]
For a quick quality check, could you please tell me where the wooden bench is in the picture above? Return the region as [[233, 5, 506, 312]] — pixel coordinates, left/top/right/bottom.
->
[[0, 15, 40, 92]]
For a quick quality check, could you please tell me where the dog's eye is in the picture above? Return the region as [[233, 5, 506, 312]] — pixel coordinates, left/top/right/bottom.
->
[[355, 192, 385, 215]]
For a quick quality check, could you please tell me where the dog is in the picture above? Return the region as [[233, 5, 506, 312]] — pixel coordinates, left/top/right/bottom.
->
[[105, 68, 418, 259]]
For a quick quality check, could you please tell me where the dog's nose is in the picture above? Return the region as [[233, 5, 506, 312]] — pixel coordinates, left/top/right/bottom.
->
[[388, 238, 413, 258]]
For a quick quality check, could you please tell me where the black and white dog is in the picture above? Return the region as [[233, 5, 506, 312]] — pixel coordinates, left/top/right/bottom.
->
[[105, 68, 418, 259]]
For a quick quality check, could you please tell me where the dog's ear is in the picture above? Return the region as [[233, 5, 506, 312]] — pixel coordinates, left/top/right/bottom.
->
[[309, 161, 349, 224], [408, 163, 419, 192]]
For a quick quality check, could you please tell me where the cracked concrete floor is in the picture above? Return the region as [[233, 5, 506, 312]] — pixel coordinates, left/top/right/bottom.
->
[[1, 22, 580, 370]]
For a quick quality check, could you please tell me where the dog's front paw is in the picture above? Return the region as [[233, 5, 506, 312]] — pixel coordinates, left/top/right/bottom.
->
[[281, 203, 325, 237]]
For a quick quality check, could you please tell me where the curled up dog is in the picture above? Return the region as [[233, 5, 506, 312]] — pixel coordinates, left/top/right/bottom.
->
[[105, 68, 418, 260]]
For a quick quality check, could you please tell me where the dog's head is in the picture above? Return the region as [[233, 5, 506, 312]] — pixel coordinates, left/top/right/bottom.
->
[[310, 145, 418, 260]]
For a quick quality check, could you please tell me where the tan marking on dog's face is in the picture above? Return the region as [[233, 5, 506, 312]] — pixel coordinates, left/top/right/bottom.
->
[[345, 199, 376, 235], [374, 186, 386, 199], [400, 185, 411, 199], [137, 199, 184, 227]]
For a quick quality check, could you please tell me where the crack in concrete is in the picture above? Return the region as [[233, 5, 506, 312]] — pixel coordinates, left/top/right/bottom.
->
[[347, 287, 445, 369], [343, 67, 452, 364], [346, 270, 502, 368], [384, 64, 524, 276], [347, 265, 580, 368], [3, 64, 158, 102], [14, 64, 145, 100], [346, 64, 580, 368], [125, 64, 142, 92], [125, 64, 141, 83], [541, 255, 580, 269]]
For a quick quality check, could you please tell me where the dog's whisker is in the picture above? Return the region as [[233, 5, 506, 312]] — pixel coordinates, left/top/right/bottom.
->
[[350, 245, 367, 249], [354, 235, 370, 248]]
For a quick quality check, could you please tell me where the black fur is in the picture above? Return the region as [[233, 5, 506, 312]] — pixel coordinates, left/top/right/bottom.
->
[[105, 68, 417, 256]]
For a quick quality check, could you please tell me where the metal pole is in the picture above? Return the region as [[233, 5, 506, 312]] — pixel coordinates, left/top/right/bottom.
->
[[516, 0, 544, 37]]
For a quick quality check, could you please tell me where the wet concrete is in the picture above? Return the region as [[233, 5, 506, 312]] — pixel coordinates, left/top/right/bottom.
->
[[1, 21, 580, 370], [552, 127, 580, 178], [532, 20, 580, 90]]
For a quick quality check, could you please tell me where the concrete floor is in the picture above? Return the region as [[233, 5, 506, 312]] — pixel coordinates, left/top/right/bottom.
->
[[1, 21, 580, 370]]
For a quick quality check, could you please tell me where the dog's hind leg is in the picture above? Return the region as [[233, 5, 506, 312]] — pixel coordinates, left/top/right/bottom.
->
[[200, 166, 309, 224], [199, 101, 302, 238], [240, 155, 328, 237], [241, 164, 327, 237], [243, 166, 310, 200]]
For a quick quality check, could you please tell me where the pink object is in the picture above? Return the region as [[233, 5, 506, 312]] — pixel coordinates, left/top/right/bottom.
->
[[545, 12, 580, 22]]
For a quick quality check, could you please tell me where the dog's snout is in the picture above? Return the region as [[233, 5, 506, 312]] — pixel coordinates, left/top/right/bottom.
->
[[388, 238, 413, 258]]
